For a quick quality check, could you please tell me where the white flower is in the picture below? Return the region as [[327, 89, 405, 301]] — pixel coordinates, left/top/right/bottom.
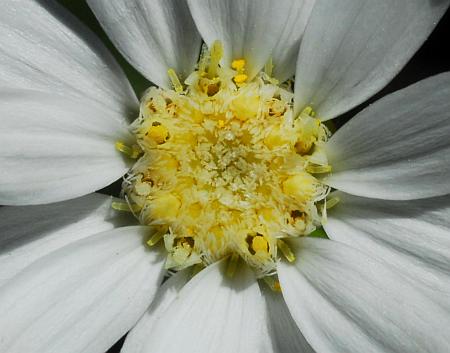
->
[[1, 1, 450, 353]]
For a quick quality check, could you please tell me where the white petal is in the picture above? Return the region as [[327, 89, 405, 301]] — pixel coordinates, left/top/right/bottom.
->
[[0, 90, 133, 205], [0, 193, 135, 287], [325, 72, 450, 200], [121, 270, 190, 353], [87, 0, 202, 89], [138, 261, 264, 353], [325, 192, 450, 309], [261, 284, 315, 353], [0, 226, 165, 353], [294, 0, 450, 119], [188, 0, 301, 79], [0, 0, 137, 117], [279, 238, 450, 353], [271, 0, 316, 83]]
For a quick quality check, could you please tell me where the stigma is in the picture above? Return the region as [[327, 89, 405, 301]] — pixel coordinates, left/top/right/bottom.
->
[[120, 41, 331, 276]]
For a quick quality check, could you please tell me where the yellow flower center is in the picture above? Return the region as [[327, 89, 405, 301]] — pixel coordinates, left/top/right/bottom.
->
[[120, 42, 331, 276]]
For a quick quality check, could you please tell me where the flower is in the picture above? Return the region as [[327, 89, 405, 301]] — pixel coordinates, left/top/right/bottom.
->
[[1, 1, 450, 353]]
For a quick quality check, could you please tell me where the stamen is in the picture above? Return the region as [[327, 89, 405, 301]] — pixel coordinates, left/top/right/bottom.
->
[[167, 68, 183, 93], [233, 74, 248, 84], [231, 58, 248, 85], [231, 59, 246, 71], [115, 141, 141, 159], [277, 239, 296, 263], [252, 235, 268, 253], [147, 124, 169, 144]]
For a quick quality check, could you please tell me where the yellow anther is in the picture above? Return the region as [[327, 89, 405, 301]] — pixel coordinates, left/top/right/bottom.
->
[[217, 119, 225, 128], [306, 164, 332, 174], [326, 196, 340, 209], [147, 125, 169, 144], [111, 201, 141, 213], [167, 68, 183, 93], [277, 239, 296, 263], [252, 235, 268, 253], [233, 74, 248, 84], [226, 253, 240, 278], [231, 59, 246, 71], [115, 141, 141, 159], [208, 40, 223, 78]]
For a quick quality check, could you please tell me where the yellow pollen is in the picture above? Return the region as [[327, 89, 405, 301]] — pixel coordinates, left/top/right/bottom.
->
[[147, 125, 169, 144], [231, 59, 246, 71], [252, 235, 268, 253], [122, 41, 331, 275], [232, 58, 248, 85], [233, 73, 248, 84]]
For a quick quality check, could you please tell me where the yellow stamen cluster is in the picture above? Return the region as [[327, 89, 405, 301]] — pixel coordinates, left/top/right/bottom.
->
[[122, 43, 330, 276]]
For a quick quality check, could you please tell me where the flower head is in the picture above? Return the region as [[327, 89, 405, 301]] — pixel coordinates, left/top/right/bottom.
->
[[123, 44, 330, 275], [1, 1, 450, 353]]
